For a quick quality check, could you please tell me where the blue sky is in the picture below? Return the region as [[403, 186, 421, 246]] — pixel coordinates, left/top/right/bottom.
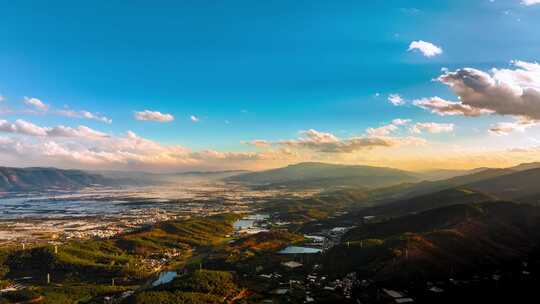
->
[[1, 0, 540, 171]]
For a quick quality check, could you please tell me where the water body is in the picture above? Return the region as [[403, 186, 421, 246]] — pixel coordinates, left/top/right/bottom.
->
[[278, 246, 322, 254], [152, 271, 178, 287], [304, 235, 325, 242], [0, 185, 267, 220], [233, 214, 269, 230], [233, 219, 256, 230]]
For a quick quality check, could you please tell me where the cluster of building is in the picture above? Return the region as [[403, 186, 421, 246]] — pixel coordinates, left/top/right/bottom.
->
[[0, 181, 302, 247], [257, 259, 361, 303], [141, 249, 186, 272]]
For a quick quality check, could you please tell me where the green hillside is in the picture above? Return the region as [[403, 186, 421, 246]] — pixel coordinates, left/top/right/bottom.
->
[[4, 214, 240, 284], [125, 270, 241, 304], [325, 202, 540, 283]]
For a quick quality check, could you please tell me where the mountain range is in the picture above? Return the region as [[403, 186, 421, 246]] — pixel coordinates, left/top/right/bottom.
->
[[326, 201, 540, 284], [3, 161, 540, 196], [226, 162, 420, 189], [0, 167, 249, 192], [0, 167, 113, 192]]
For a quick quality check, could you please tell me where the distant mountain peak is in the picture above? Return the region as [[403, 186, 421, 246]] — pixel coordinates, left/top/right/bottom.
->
[[227, 162, 418, 189], [0, 166, 113, 192]]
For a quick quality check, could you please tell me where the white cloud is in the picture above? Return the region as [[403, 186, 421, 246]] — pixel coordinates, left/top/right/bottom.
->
[[23, 97, 49, 111], [14, 119, 49, 136], [299, 129, 339, 143], [392, 118, 412, 126], [366, 124, 398, 136], [488, 119, 538, 135], [410, 122, 455, 134], [57, 109, 112, 124], [134, 110, 174, 122], [414, 97, 494, 117], [0, 95, 4, 102], [522, 0, 540, 6], [0, 121, 426, 171], [408, 40, 443, 58], [190, 115, 200, 122], [388, 94, 405, 106], [0, 119, 48, 136], [276, 129, 425, 153], [0, 119, 108, 139], [47, 125, 109, 140], [434, 61, 540, 120], [0, 120, 18, 134], [0, 129, 295, 171], [415, 61, 540, 135], [366, 118, 412, 136]]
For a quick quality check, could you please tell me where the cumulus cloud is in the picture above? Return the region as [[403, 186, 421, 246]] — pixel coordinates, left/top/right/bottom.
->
[[0, 119, 109, 139], [366, 124, 398, 137], [0, 95, 4, 102], [410, 122, 455, 134], [488, 119, 538, 135], [4, 96, 110, 123], [0, 129, 296, 171], [276, 129, 425, 153], [47, 125, 109, 139], [0, 119, 48, 136], [408, 40, 443, 57], [414, 97, 494, 117], [134, 110, 174, 122], [23, 97, 49, 111], [57, 109, 112, 124], [366, 118, 412, 136], [0, 121, 425, 171], [388, 94, 405, 106], [190, 115, 200, 122], [433, 61, 540, 120], [298, 129, 339, 143]]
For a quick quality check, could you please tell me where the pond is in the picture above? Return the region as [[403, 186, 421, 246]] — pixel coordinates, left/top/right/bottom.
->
[[152, 271, 178, 287], [278, 246, 322, 254], [233, 213, 269, 231]]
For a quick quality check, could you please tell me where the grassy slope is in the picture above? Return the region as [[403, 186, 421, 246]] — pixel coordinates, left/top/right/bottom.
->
[[4, 214, 240, 285], [125, 270, 240, 304], [324, 202, 540, 284]]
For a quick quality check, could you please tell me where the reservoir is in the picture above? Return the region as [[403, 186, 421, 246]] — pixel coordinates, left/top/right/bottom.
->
[[278, 246, 322, 254], [233, 214, 269, 231], [152, 271, 178, 287]]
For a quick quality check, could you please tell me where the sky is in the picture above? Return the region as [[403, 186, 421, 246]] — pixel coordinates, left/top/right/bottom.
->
[[1, 0, 540, 172]]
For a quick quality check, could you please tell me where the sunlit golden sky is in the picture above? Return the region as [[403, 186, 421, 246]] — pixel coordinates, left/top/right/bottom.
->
[[1, 1, 540, 172]]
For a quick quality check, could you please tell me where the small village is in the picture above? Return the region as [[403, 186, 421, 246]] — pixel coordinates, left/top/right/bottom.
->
[[219, 213, 539, 304]]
